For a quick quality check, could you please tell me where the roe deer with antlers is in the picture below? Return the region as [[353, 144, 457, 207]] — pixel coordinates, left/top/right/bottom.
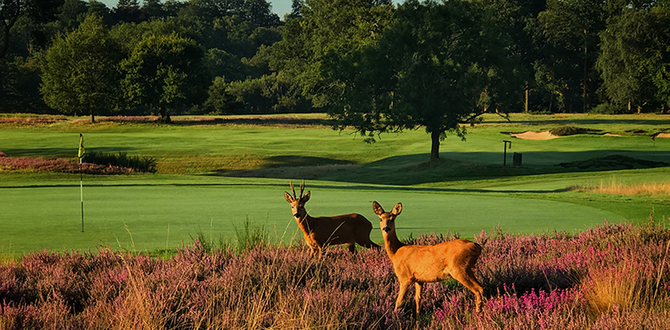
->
[[372, 201, 484, 315], [284, 181, 379, 256]]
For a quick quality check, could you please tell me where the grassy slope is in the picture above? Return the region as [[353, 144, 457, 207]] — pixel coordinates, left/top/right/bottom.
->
[[0, 113, 669, 255]]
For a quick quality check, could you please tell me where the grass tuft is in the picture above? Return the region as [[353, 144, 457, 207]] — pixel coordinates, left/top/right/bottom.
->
[[574, 178, 670, 196], [83, 151, 157, 173]]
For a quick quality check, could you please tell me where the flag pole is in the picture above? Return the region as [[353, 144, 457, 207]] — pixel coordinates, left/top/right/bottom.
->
[[80, 157, 84, 232], [78, 133, 85, 233]]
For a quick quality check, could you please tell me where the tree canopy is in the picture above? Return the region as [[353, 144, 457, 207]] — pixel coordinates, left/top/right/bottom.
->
[[120, 32, 208, 123], [325, 0, 522, 160], [2, 0, 670, 127], [40, 14, 122, 122]]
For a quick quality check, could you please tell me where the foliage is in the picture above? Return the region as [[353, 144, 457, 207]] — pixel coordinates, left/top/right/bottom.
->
[[589, 103, 629, 115], [40, 14, 123, 122], [0, 56, 50, 113], [120, 32, 209, 123], [0, 222, 669, 328], [270, 0, 394, 108], [326, 0, 522, 160], [0, 0, 62, 59], [234, 216, 268, 252], [82, 151, 157, 173], [0, 155, 134, 173], [205, 72, 312, 114], [534, 0, 607, 113], [596, 7, 670, 111], [549, 126, 601, 136]]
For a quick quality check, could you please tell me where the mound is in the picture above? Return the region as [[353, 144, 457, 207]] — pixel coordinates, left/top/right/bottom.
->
[[506, 131, 560, 140], [558, 154, 668, 170]]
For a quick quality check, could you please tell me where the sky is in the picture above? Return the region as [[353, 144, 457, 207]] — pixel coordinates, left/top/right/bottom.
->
[[97, 0, 298, 19], [98, 0, 402, 20]]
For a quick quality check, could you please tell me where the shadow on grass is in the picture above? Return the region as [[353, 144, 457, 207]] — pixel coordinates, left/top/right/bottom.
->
[[2, 150, 668, 190], [219, 150, 670, 185], [485, 117, 670, 126], [170, 116, 331, 127]]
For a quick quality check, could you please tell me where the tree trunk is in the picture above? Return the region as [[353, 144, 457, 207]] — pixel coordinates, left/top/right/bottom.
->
[[157, 107, 171, 123], [430, 131, 440, 160], [525, 89, 529, 113], [90, 113, 95, 123]]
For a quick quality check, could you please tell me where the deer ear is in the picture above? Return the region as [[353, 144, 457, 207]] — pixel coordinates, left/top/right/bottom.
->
[[302, 190, 311, 203], [392, 203, 402, 216], [284, 191, 294, 203], [372, 201, 384, 215]]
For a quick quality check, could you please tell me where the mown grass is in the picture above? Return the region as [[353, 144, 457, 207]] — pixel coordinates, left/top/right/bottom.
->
[[0, 113, 669, 256]]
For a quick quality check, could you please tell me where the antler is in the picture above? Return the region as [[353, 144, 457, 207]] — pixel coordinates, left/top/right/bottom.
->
[[300, 180, 305, 199], [289, 180, 307, 199]]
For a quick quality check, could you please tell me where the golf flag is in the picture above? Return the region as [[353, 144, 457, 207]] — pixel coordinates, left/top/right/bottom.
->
[[78, 133, 85, 158]]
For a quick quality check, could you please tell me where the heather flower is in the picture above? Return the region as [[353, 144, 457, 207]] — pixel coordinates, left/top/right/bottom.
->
[[0, 222, 668, 329]]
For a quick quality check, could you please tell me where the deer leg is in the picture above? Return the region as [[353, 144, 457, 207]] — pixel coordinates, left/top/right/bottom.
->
[[359, 237, 380, 249], [395, 280, 411, 311], [414, 282, 423, 316], [347, 242, 356, 253], [452, 269, 484, 313], [309, 242, 321, 257]]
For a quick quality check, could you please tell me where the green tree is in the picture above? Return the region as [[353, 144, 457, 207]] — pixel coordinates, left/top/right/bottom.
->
[[40, 14, 122, 122], [120, 32, 208, 122], [597, 6, 670, 112], [535, 0, 606, 112], [0, 0, 62, 59], [479, 0, 547, 112], [270, 0, 394, 108], [326, 0, 521, 160]]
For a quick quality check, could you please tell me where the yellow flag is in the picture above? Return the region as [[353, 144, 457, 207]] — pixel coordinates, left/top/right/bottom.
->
[[78, 133, 85, 158]]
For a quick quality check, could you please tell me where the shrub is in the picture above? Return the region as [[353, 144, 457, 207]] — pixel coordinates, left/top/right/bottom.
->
[[0, 155, 132, 174], [549, 126, 601, 136], [589, 103, 629, 114], [83, 151, 156, 173], [1, 222, 669, 329]]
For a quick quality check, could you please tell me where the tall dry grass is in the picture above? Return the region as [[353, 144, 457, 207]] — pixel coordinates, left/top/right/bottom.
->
[[575, 179, 670, 196], [1, 222, 670, 329]]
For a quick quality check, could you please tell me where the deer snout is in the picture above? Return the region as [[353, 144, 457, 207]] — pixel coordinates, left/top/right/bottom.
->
[[382, 226, 391, 233], [293, 212, 300, 218]]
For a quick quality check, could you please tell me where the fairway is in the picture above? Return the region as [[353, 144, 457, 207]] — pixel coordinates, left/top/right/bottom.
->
[[1, 180, 626, 254], [1, 113, 669, 255]]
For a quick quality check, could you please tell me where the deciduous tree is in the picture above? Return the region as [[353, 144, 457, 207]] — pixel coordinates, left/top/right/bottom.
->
[[40, 14, 122, 122], [326, 0, 521, 160], [120, 32, 208, 122], [597, 7, 670, 112]]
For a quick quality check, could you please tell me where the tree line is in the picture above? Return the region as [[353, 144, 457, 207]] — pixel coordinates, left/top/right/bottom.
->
[[1, 0, 669, 134]]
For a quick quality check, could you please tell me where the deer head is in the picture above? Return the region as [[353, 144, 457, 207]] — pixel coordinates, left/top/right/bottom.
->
[[284, 180, 311, 219], [373, 201, 402, 235]]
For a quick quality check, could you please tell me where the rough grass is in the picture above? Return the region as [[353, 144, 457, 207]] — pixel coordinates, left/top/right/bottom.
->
[[575, 179, 670, 197], [0, 221, 669, 329]]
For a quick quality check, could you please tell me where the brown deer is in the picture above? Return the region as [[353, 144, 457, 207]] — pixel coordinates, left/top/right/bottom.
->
[[372, 201, 484, 315], [284, 181, 379, 256]]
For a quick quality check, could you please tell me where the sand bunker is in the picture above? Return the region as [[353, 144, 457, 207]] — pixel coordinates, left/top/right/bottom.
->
[[657, 133, 670, 138], [604, 133, 622, 137], [508, 131, 560, 140]]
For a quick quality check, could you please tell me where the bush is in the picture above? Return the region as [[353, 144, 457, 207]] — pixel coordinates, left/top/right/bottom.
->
[[589, 103, 629, 114], [204, 73, 312, 114], [83, 151, 156, 173], [549, 126, 601, 136]]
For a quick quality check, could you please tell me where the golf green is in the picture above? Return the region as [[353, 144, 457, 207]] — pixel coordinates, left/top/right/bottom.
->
[[0, 183, 625, 254]]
